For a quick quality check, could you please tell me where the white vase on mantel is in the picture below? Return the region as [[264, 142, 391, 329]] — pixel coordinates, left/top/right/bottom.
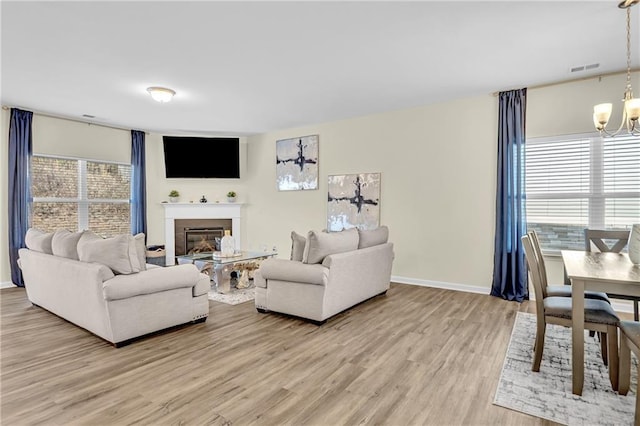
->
[[629, 224, 640, 265]]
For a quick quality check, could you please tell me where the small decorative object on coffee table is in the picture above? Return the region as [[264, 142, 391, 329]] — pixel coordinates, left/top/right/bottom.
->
[[220, 230, 235, 257], [227, 191, 236, 203], [168, 190, 180, 203]]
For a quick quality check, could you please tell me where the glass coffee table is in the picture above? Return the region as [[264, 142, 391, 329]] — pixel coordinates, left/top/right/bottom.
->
[[176, 251, 277, 294]]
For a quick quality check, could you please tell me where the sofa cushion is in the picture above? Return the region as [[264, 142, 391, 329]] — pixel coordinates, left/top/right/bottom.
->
[[78, 232, 139, 275], [103, 264, 201, 301], [290, 231, 306, 261], [302, 228, 359, 264], [25, 228, 54, 254], [51, 229, 83, 260], [358, 226, 389, 249], [259, 258, 328, 285]]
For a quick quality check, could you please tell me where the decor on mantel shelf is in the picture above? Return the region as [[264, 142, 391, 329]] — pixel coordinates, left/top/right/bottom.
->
[[592, 0, 640, 136], [227, 191, 236, 203], [168, 190, 180, 203], [200, 195, 207, 203]]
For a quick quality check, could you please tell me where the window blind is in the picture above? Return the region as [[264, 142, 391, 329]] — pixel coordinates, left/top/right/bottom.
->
[[526, 134, 640, 252]]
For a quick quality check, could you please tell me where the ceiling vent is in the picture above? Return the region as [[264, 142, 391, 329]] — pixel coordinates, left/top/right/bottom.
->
[[570, 63, 600, 73], [82, 114, 95, 118]]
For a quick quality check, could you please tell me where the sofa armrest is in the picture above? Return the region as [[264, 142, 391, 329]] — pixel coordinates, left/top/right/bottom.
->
[[103, 264, 202, 301], [258, 258, 328, 286]]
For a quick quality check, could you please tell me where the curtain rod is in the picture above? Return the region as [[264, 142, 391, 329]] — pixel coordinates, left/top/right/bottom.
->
[[1, 105, 149, 134], [491, 68, 640, 96]]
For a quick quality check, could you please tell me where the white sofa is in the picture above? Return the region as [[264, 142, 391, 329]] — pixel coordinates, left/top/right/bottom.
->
[[254, 227, 394, 323], [18, 229, 209, 346]]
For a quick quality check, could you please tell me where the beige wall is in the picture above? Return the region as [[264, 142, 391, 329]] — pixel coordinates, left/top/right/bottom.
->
[[244, 95, 499, 289], [2, 71, 635, 288]]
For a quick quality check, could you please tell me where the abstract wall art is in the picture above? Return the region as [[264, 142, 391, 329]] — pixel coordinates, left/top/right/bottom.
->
[[327, 172, 380, 231], [276, 135, 319, 191]]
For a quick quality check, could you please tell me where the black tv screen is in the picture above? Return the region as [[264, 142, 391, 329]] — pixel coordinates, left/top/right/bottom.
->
[[163, 136, 240, 178]]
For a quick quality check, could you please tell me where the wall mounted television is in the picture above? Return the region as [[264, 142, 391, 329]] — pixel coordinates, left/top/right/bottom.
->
[[163, 136, 240, 178]]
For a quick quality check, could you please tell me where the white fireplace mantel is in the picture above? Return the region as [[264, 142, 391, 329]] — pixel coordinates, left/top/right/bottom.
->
[[163, 202, 243, 265]]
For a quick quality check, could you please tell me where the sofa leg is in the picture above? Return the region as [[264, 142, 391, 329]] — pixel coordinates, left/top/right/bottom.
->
[[256, 308, 269, 314], [192, 317, 207, 324], [310, 319, 327, 326]]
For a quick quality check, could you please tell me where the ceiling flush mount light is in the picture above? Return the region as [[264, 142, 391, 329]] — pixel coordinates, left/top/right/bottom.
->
[[146, 86, 176, 103], [593, 0, 640, 136]]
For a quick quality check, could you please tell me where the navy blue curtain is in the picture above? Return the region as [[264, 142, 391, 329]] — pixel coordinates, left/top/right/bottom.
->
[[490, 89, 528, 302], [130, 130, 147, 237], [8, 108, 33, 287]]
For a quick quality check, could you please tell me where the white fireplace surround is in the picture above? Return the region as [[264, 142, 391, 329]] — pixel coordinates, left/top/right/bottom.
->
[[163, 203, 243, 266]]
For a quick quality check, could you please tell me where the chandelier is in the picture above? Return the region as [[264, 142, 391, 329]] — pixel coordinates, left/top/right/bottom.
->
[[592, 0, 640, 136]]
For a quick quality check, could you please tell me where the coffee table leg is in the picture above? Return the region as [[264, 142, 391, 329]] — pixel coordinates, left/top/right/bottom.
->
[[214, 264, 233, 294]]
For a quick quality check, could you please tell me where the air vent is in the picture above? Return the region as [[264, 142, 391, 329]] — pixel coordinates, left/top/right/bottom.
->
[[570, 63, 600, 73], [82, 114, 95, 118]]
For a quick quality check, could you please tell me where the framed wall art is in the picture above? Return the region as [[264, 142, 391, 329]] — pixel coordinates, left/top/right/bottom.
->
[[276, 135, 319, 191], [327, 172, 380, 231]]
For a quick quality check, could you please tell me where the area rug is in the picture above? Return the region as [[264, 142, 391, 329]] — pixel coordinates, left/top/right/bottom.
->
[[207, 288, 255, 305], [494, 312, 637, 425]]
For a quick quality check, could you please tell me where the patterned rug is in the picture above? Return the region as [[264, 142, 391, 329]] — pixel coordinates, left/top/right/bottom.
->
[[207, 288, 255, 305], [494, 312, 637, 425]]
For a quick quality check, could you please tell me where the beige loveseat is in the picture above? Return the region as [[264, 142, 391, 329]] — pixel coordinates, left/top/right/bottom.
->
[[254, 226, 394, 323], [18, 229, 209, 346]]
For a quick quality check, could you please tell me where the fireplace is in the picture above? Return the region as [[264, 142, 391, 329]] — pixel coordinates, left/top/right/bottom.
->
[[174, 219, 232, 256], [163, 203, 243, 266], [185, 227, 224, 254]]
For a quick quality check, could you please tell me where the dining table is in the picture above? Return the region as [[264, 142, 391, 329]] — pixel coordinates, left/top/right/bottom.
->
[[562, 250, 640, 396]]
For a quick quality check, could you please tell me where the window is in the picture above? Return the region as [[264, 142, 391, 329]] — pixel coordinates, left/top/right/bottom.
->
[[526, 133, 640, 252], [31, 155, 132, 237]]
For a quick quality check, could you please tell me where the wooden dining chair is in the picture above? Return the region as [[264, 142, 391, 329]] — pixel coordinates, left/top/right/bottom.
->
[[522, 234, 620, 389], [529, 230, 610, 302], [584, 229, 635, 319], [618, 320, 640, 426]]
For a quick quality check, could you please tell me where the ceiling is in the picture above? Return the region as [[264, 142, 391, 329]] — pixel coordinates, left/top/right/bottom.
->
[[2, 1, 639, 136]]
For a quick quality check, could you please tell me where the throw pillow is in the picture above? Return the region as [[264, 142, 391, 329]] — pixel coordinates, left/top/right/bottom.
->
[[133, 233, 147, 271], [358, 226, 389, 249], [25, 228, 54, 254], [77, 233, 137, 275], [302, 228, 359, 264], [51, 229, 83, 260], [290, 231, 306, 262]]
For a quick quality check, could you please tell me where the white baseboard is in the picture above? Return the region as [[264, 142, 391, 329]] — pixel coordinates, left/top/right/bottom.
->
[[391, 275, 489, 295], [392, 276, 635, 315], [0, 281, 17, 289]]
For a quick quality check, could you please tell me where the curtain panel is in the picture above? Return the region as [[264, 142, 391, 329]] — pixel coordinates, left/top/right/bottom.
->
[[8, 108, 33, 287], [490, 88, 528, 302], [130, 130, 147, 237]]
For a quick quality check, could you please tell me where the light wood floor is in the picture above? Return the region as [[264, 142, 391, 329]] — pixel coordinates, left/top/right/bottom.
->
[[1, 283, 555, 426]]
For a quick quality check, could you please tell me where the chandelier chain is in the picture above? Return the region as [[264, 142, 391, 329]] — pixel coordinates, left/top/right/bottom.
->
[[626, 7, 632, 93]]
